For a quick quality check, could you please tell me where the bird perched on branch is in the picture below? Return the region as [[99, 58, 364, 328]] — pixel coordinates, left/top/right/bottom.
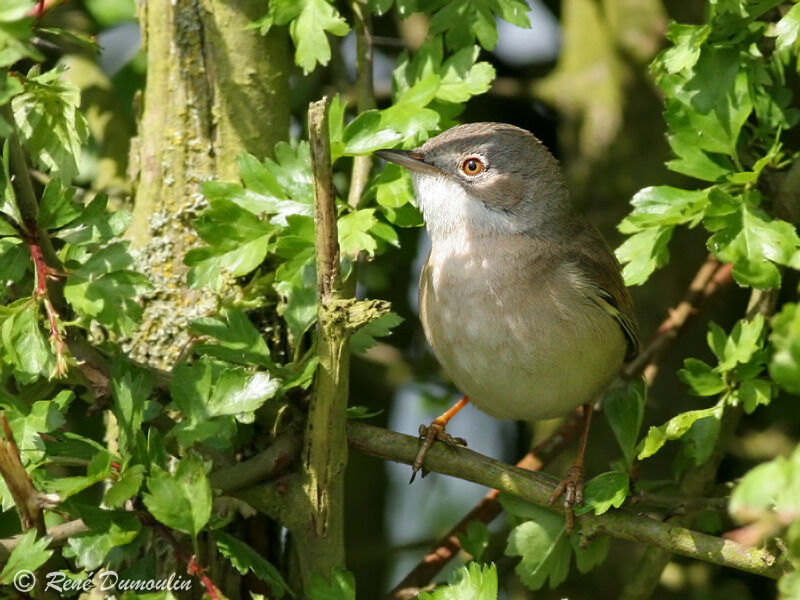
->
[[376, 123, 639, 528]]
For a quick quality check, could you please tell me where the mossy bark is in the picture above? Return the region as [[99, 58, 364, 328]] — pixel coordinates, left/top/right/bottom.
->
[[126, 0, 289, 368]]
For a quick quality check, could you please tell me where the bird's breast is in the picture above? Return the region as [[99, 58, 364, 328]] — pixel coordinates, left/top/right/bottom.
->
[[419, 235, 626, 421]]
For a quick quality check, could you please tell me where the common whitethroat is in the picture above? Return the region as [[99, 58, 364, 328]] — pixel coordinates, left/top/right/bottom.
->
[[375, 123, 639, 527]]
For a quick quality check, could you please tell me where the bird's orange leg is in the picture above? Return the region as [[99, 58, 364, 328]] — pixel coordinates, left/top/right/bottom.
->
[[548, 403, 593, 532], [410, 396, 470, 483]]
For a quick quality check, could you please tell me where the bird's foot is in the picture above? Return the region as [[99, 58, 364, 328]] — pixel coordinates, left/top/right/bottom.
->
[[548, 464, 585, 533], [409, 422, 467, 483]]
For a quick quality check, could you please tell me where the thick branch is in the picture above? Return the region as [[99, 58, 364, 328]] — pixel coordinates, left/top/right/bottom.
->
[[349, 423, 787, 580]]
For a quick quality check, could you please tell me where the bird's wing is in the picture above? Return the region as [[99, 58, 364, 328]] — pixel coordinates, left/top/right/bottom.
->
[[568, 234, 640, 361]]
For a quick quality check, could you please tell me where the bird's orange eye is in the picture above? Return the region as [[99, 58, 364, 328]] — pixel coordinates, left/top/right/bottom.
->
[[461, 157, 484, 175]]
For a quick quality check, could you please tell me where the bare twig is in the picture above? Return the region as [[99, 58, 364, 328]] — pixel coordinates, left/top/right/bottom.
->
[[347, 0, 376, 210]]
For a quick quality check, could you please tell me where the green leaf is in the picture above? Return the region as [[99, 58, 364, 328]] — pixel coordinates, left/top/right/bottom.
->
[[12, 66, 89, 180], [65, 269, 152, 336], [338, 209, 378, 257], [677, 414, 721, 466], [84, 0, 136, 26], [738, 378, 772, 414], [350, 311, 404, 354], [171, 357, 279, 425], [342, 110, 402, 156], [54, 194, 131, 245], [662, 22, 711, 73], [418, 562, 498, 600], [0, 301, 56, 383], [191, 309, 276, 368], [705, 192, 800, 289], [770, 303, 800, 394], [571, 534, 610, 574], [618, 186, 710, 232], [429, 0, 530, 51], [38, 180, 81, 230], [345, 405, 383, 419], [602, 379, 645, 465], [502, 498, 570, 591], [730, 445, 800, 521], [6, 399, 65, 464], [308, 567, 356, 600], [104, 463, 146, 508], [142, 456, 212, 537], [215, 531, 292, 598], [638, 405, 723, 460], [111, 361, 153, 459], [44, 449, 113, 499], [678, 358, 726, 396], [0, 530, 53, 585], [261, 0, 350, 74], [660, 47, 752, 160], [706, 315, 765, 371], [0, 1, 36, 23], [574, 471, 629, 516], [0, 16, 43, 69], [374, 163, 414, 208], [0, 237, 29, 282], [456, 521, 490, 562], [774, 3, 800, 51], [437, 46, 496, 103], [186, 198, 276, 291], [63, 508, 141, 570], [274, 249, 317, 341], [615, 225, 674, 286]]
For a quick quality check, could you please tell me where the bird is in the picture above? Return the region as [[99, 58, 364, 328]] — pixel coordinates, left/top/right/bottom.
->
[[375, 123, 639, 528]]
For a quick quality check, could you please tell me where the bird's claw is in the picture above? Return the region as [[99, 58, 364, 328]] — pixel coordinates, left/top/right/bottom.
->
[[548, 464, 585, 532], [410, 422, 467, 483]]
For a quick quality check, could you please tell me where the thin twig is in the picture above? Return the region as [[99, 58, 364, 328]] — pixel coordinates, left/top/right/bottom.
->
[[348, 423, 787, 580], [347, 0, 376, 209]]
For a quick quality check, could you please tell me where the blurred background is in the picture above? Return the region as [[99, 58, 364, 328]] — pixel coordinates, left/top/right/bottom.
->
[[21, 1, 795, 598]]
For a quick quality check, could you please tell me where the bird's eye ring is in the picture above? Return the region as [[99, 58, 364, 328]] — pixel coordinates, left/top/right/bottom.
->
[[460, 157, 484, 176]]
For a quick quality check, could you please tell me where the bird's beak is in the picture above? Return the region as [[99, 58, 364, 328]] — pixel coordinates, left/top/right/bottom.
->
[[374, 149, 440, 174]]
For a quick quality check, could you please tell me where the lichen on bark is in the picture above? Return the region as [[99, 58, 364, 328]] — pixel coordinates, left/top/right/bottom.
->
[[126, 0, 290, 368]]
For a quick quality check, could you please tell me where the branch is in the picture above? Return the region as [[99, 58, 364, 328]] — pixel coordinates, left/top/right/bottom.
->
[[0, 415, 59, 537], [622, 254, 732, 382], [347, 0, 376, 209], [208, 431, 302, 492], [287, 96, 350, 587], [348, 423, 787, 580]]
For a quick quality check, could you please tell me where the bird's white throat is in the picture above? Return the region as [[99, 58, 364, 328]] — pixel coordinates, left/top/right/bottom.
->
[[410, 172, 527, 241]]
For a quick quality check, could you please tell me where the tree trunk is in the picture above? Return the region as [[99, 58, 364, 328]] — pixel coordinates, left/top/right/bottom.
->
[[126, 0, 290, 368]]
